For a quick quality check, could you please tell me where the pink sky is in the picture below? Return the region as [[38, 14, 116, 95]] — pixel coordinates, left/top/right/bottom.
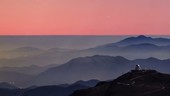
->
[[0, 0, 170, 35]]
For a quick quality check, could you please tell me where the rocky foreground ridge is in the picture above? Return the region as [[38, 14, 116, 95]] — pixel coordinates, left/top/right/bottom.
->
[[71, 70, 170, 96]]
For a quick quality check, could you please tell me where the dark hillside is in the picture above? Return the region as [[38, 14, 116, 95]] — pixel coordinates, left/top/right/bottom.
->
[[71, 70, 170, 96]]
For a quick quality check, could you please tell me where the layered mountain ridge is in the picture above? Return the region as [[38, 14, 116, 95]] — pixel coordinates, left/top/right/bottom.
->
[[1, 35, 170, 67], [31, 55, 170, 86]]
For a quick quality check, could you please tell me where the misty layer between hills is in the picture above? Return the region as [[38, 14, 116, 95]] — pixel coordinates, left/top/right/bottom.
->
[[0, 35, 170, 67]]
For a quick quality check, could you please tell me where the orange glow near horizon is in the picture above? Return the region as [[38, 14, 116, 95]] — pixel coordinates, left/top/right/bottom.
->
[[0, 0, 170, 35]]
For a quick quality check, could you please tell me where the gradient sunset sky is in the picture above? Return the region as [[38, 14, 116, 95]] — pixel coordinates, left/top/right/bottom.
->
[[0, 0, 170, 35]]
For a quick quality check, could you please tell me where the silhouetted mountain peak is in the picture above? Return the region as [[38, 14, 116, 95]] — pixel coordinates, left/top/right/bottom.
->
[[33, 55, 132, 86], [137, 35, 150, 38], [115, 35, 152, 46], [123, 35, 151, 41], [103, 35, 170, 47]]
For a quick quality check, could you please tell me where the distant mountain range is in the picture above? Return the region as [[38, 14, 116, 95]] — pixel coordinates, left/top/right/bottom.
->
[[1, 54, 169, 87], [85, 35, 170, 59], [1, 35, 170, 87], [30, 55, 170, 86], [113, 35, 170, 46], [0, 79, 99, 96], [1, 35, 170, 96], [71, 70, 170, 96], [0, 35, 170, 67], [30, 55, 131, 86]]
